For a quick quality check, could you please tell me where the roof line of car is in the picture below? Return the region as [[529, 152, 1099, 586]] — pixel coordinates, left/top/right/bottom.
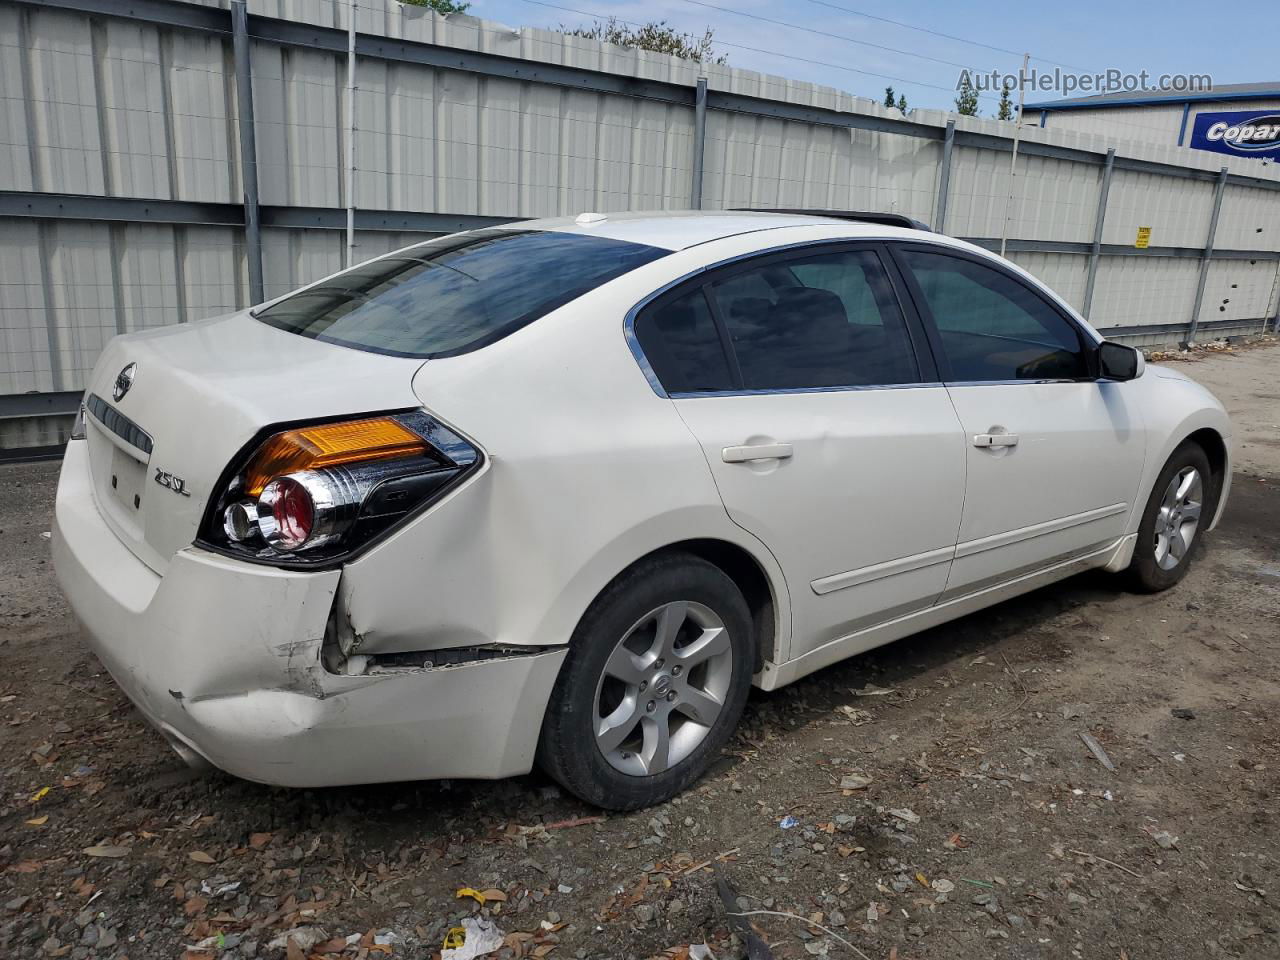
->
[[668, 220, 931, 254]]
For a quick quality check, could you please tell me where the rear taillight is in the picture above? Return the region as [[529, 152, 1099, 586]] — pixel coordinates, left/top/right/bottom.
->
[[197, 410, 480, 567]]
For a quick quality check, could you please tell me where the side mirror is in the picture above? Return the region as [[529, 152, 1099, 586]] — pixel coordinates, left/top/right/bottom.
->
[[1098, 341, 1144, 381]]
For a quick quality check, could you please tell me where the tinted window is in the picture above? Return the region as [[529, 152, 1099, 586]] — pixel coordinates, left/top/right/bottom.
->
[[708, 249, 919, 390], [255, 229, 666, 358], [635, 289, 734, 393], [901, 250, 1087, 381]]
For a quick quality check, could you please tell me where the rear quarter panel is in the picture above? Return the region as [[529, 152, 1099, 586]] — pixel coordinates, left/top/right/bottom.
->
[[333, 243, 799, 669]]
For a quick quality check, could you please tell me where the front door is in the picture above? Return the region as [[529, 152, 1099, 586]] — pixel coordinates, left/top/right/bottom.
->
[[893, 245, 1147, 598], [632, 243, 967, 659]]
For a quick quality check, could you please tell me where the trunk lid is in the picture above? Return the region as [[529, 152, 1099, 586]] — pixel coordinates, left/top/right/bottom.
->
[[81, 311, 426, 574]]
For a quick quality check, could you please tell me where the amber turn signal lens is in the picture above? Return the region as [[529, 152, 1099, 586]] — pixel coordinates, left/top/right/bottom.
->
[[242, 417, 428, 496]]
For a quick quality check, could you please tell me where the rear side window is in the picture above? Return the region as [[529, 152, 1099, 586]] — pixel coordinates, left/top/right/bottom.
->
[[900, 249, 1088, 381], [255, 229, 666, 358], [635, 289, 734, 393]]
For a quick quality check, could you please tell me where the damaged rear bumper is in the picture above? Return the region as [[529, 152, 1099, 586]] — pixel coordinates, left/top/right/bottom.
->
[[51, 440, 565, 787]]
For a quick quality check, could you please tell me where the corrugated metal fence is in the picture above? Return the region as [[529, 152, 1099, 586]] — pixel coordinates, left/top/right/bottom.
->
[[3, 0, 1280, 451]]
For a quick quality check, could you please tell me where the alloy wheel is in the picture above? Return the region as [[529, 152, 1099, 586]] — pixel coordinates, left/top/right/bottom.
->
[[1154, 466, 1203, 571], [592, 601, 734, 776]]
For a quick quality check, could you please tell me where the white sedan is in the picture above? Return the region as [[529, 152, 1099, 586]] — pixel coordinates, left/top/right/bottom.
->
[[52, 211, 1231, 810]]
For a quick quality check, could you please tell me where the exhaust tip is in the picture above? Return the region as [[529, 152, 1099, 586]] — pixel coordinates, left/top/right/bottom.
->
[[160, 727, 215, 773]]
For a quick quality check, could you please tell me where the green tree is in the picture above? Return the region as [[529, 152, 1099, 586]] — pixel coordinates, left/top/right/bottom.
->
[[997, 80, 1014, 121], [399, 0, 470, 14], [897, 94, 908, 112], [560, 18, 727, 64], [955, 72, 979, 116], [884, 86, 896, 108]]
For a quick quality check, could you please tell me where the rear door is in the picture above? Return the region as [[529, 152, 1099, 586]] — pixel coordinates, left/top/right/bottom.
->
[[891, 244, 1147, 598], [632, 242, 967, 660]]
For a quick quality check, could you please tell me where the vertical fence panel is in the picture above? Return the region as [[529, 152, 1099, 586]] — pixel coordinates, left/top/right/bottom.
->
[[0, 219, 51, 395], [1103, 169, 1216, 248], [1089, 257, 1203, 336]]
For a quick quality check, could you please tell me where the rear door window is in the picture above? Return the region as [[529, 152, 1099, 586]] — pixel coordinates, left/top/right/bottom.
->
[[707, 248, 921, 390], [255, 229, 667, 358]]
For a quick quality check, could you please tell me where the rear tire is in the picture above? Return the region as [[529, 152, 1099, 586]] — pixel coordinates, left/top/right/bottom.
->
[[537, 553, 754, 811], [1125, 441, 1213, 593]]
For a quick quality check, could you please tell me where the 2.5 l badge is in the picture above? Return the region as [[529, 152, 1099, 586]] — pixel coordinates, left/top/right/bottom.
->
[[154, 468, 192, 497]]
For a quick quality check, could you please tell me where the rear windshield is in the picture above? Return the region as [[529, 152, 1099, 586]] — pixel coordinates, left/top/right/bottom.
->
[[254, 229, 667, 358]]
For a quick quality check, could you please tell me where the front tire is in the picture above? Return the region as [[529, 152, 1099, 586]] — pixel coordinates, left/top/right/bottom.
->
[[537, 553, 754, 811], [1126, 441, 1213, 592]]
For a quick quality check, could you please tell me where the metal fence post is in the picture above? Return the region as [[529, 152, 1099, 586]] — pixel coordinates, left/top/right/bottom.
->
[[1081, 147, 1115, 321], [1187, 166, 1228, 345], [231, 0, 264, 304], [690, 76, 707, 210], [1269, 262, 1280, 334], [935, 119, 955, 232], [344, 0, 357, 267]]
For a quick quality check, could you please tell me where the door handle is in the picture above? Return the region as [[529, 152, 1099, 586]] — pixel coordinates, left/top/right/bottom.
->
[[973, 433, 1019, 448], [722, 442, 794, 463]]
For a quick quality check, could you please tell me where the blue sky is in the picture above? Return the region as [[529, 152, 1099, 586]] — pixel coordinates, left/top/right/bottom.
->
[[464, 0, 1274, 114]]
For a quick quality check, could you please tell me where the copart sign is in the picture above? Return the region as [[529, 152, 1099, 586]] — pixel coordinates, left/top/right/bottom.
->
[[1190, 109, 1280, 159]]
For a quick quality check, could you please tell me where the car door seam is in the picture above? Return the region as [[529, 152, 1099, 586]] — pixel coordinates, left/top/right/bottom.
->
[[937, 383, 971, 599], [667, 398, 796, 665]]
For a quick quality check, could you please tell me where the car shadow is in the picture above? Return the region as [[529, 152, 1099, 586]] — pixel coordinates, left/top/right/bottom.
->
[[155, 568, 1123, 836]]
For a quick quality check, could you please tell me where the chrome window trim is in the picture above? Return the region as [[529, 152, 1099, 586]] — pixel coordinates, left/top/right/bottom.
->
[[669, 381, 946, 399], [942, 378, 1092, 387], [665, 377, 1095, 399], [623, 236, 930, 399]]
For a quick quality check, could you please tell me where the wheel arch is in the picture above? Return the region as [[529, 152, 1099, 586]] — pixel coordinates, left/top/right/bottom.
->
[[1131, 371, 1232, 535], [644, 539, 779, 673], [1182, 427, 1229, 525], [555, 530, 790, 678]]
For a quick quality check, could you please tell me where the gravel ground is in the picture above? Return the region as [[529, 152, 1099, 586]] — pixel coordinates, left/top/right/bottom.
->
[[2, 338, 1278, 960]]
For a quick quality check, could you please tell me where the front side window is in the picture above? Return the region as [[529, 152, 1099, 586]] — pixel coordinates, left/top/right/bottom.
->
[[255, 229, 666, 358], [707, 249, 920, 390], [900, 249, 1088, 381]]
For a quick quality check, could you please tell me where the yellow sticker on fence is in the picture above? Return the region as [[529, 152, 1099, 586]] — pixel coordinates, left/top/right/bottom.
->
[[1135, 226, 1152, 249]]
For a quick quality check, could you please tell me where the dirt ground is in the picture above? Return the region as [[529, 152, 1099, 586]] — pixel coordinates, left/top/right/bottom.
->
[[2, 338, 1278, 960]]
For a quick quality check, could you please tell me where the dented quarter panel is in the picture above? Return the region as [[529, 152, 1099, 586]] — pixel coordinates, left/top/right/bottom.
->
[[53, 439, 567, 785]]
